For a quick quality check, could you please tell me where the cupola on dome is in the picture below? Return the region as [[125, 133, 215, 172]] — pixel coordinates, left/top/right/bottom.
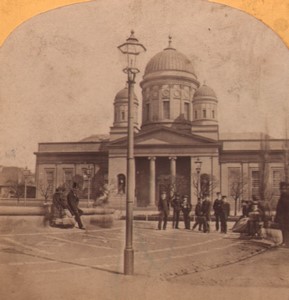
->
[[114, 86, 138, 103], [144, 38, 196, 76], [194, 84, 217, 99]]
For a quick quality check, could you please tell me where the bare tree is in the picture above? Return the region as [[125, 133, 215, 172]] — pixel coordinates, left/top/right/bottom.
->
[[191, 173, 219, 199], [6, 179, 24, 204], [38, 180, 52, 202], [157, 174, 190, 198], [229, 174, 248, 216]]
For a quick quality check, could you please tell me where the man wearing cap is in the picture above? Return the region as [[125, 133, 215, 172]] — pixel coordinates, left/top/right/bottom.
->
[[213, 192, 223, 231], [158, 190, 170, 230], [172, 193, 182, 229], [67, 182, 85, 230], [275, 181, 289, 247]]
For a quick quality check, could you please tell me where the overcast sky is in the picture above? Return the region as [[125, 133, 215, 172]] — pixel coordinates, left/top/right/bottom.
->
[[1, 0, 289, 171]]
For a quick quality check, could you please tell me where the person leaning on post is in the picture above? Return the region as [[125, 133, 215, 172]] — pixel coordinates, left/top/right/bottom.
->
[[67, 182, 85, 230], [157, 190, 170, 230]]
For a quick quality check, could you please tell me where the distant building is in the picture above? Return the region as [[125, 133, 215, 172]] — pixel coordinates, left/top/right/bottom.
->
[[0, 166, 35, 199], [34, 40, 288, 208]]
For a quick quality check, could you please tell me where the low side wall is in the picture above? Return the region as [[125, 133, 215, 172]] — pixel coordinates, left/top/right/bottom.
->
[[0, 206, 116, 216]]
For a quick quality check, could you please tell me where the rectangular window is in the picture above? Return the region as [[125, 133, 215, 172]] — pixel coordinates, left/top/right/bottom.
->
[[194, 110, 198, 119], [45, 170, 54, 195], [212, 110, 215, 119], [64, 169, 73, 189], [272, 169, 284, 196], [163, 101, 170, 119], [202, 109, 206, 118], [184, 102, 190, 120], [251, 170, 260, 198], [146, 103, 150, 121], [121, 111, 125, 121], [228, 167, 241, 197], [273, 170, 281, 188]]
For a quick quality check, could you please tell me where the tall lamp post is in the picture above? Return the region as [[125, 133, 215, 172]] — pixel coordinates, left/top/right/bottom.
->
[[86, 165, 92, 207], [195, 158, 202, 198], [23, 167, 30, 206], [118, 31, 146, 275]]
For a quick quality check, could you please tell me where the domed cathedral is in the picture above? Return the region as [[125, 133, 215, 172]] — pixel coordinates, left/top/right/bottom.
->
[[35, 37, 287, 210], [108, 37, 220, 207]]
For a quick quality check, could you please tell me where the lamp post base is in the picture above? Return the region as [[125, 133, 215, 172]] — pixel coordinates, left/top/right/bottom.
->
[[124, 248, 134, 275]]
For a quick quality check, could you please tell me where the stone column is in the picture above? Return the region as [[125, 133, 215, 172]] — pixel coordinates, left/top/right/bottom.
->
[[148, 157, 156, 207], [190, 157, 196, 206], [169, 156, 177, 186]]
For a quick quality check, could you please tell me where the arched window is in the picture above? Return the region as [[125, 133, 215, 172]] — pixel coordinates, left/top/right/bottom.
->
[[117, 174, 126, 194]]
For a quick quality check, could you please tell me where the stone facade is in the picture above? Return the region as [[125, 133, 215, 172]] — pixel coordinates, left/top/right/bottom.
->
[[34, 42, 288, 211]]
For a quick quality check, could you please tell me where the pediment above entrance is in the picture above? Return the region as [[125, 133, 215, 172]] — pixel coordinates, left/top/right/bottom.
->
[[109, 126, 219, 147]]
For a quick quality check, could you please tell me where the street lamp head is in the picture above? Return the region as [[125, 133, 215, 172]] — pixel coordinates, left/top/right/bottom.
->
[[86, 165, 92, 177], [118, 30, 146, 76], [23, 166, 30, 177], [195, 157, 202, 173]]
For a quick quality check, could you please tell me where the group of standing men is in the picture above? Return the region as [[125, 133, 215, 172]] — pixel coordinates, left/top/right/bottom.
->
[[158, 191, 192, 230], [193, 192, 230, 233], [157, 190, 230, 233]]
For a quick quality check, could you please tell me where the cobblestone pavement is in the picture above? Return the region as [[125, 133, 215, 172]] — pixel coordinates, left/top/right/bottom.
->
[[0, 220, 286, 300]]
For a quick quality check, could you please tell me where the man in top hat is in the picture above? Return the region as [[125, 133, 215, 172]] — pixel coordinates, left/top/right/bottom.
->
[[158, 190, 170, 230], [181, 195, 192, 230], [275, 181, 289, 246], [213, 192, 223, 231], [67, 182, 85, 230], [202, 193, 211, 233], [220, 195, 230, 234], [172, 193, 182, 229]]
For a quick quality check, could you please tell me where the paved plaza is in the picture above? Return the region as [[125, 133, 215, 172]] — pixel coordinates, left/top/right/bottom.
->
[[0, 220, 288, 300]]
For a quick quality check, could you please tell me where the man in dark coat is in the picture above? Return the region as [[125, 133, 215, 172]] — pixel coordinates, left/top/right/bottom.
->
[[202, 193, 211, 233], [67, 183, 85, 230], [220, 195, 230, 234], [172, 193, 182, 229], [192, 198, 204, 231], [181, 195, 192, 230], [213, 192, 222, 231], [275, 181, 289, 247], [158, 190, 170, 230]]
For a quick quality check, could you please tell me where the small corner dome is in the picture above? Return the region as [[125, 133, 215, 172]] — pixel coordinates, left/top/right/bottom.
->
[[144, 46, 196, 77], [114, 87, 138, 103], [194, 84, 217, 99]]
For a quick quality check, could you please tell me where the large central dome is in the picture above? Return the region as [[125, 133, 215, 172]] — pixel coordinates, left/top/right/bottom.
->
[[144, 46, 196, 76]]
